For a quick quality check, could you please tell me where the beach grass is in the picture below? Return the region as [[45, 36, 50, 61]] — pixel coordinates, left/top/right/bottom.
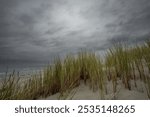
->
[[0, 41, 150, 99]]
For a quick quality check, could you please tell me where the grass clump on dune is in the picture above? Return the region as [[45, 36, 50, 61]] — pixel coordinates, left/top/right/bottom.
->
[[105, 44, 132, 95], [42, 52, 105, 99], [0, 52, 106, 99], [0, 41, 150, 99], [105, 41, 150, 99]]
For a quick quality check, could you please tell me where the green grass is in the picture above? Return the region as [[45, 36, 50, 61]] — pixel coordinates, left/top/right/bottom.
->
[[0, 41, 150, 99]]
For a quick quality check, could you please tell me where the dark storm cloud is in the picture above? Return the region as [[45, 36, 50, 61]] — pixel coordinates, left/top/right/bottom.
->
[[0, 0, 51, 62], [0, 0, 150, 64], [103, 0, 150, 43]]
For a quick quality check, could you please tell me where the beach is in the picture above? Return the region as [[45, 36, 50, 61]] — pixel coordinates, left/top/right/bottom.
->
[[40, 79, 148, 100]]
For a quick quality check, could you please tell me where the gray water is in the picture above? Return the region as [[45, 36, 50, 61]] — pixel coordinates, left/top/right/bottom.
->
[[0, 64, 46, 80]]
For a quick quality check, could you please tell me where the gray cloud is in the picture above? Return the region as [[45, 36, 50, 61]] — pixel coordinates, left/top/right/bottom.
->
[[0, 0, 150, 66]]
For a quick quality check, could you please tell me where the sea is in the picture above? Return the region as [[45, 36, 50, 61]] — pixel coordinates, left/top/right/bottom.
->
[[0, 63, 46, 80]]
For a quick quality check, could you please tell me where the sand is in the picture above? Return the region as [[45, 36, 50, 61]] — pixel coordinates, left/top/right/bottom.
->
[[40, 80, 149, 100]]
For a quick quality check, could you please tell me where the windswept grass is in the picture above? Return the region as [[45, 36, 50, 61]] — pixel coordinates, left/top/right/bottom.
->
[[105, 44, 132, 98], [0, 71, 20, 99], [105, 41, 150, 99], [142, 42, 150, 98], [0, 41, 150, 99]]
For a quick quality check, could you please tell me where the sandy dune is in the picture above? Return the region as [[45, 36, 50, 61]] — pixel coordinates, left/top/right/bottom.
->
[[40, 80, 149, 100]]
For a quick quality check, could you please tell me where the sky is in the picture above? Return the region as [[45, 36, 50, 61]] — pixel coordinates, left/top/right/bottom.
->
[[0, 0, 150, 66]]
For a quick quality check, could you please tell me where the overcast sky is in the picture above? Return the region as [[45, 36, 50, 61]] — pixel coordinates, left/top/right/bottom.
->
[[0, 0, 150, 65]]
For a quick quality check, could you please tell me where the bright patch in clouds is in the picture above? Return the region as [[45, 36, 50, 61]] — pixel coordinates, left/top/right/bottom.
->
[[52, 7, 87, 30]]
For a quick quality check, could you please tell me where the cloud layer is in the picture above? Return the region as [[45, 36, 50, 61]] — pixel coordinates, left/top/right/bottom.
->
[[0, 0, 150, 64]]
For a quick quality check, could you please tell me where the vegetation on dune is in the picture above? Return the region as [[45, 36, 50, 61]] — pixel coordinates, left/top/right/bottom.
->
[[0, 41, 150, 100]]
